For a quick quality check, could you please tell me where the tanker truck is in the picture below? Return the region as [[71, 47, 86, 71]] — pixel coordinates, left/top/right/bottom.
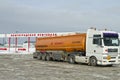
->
[[33, 28, 120, 66]]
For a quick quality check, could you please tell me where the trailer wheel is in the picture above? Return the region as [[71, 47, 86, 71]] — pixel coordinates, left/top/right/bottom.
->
[[42, 53, 46, 61], [37, 53, 42, 60], [33, 55, 37, 59], [33, 52, 37, 59], [89, 57, 97, 66], [33, 56, 37, 59], [68, 56, 75, 64], [46, 54, 51, 61]]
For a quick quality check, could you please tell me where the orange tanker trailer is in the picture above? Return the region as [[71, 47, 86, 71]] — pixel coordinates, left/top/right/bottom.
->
[[33, 33, 86, 63], [35, 33, 86, 52]]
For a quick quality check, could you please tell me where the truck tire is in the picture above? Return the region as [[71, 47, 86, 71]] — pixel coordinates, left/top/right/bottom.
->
[[46, 54, 51, 61], [33, 56, 37, 59], [37, 53, 42, 60], [89, 57, 97, 66], [68, 56, 75, 64], [42, 53, 46, 61], [33, 52, 37, 59]]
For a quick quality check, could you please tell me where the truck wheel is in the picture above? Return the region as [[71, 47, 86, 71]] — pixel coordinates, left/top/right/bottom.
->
[[68, 56, 75, 64], [33, 56, 37, 59], [33, 52, 37, 59], [42, 54, 46, 61], [37, 53, 42, 60], [89, 57, 97, 66], [46, 54, 51, 61]]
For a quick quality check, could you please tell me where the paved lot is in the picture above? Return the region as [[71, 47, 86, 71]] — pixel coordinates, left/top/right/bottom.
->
[[0, 54, 120, 80]]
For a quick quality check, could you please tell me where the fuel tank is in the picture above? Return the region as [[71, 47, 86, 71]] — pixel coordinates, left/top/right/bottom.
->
[[35, 33, 86, 52]]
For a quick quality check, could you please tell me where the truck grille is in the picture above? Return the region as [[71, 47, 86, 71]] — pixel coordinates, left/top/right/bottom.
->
[[108, 49, 118, 52], [110, 57, 116, 59], [109, 61, 115, 62]]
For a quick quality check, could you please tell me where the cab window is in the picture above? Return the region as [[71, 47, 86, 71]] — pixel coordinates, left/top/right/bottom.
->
[[93, 35, 102, 45]]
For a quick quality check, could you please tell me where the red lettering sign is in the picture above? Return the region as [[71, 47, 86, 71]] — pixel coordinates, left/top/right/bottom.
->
[[18, 48, 26, 51], [0, 48, 7, 50]]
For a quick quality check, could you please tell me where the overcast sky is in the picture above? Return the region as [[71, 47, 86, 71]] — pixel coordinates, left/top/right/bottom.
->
[[0, 0, 120, 34]]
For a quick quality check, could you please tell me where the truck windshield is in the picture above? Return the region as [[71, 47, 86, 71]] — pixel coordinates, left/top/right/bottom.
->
[[103, 33, 119, 46], [103, 37, 119, 46]]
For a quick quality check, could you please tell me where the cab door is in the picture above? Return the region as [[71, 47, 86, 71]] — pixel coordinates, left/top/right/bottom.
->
[[90, 35, 103, 61]]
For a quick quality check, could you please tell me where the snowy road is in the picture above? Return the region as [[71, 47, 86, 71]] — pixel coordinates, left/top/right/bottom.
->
[[0, 54, 120, 80]]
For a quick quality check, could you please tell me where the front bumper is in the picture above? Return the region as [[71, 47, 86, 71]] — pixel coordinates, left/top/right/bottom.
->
[[97, 56, 120, 65]]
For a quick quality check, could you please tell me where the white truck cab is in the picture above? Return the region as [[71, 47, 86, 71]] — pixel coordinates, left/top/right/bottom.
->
[[86, 28, 120, 66]]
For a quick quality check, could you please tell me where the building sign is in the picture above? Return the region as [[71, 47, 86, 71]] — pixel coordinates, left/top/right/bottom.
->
[[0, 32, 77, 38], [0, 33, 57, 38], [10, 33, 57, 37]]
